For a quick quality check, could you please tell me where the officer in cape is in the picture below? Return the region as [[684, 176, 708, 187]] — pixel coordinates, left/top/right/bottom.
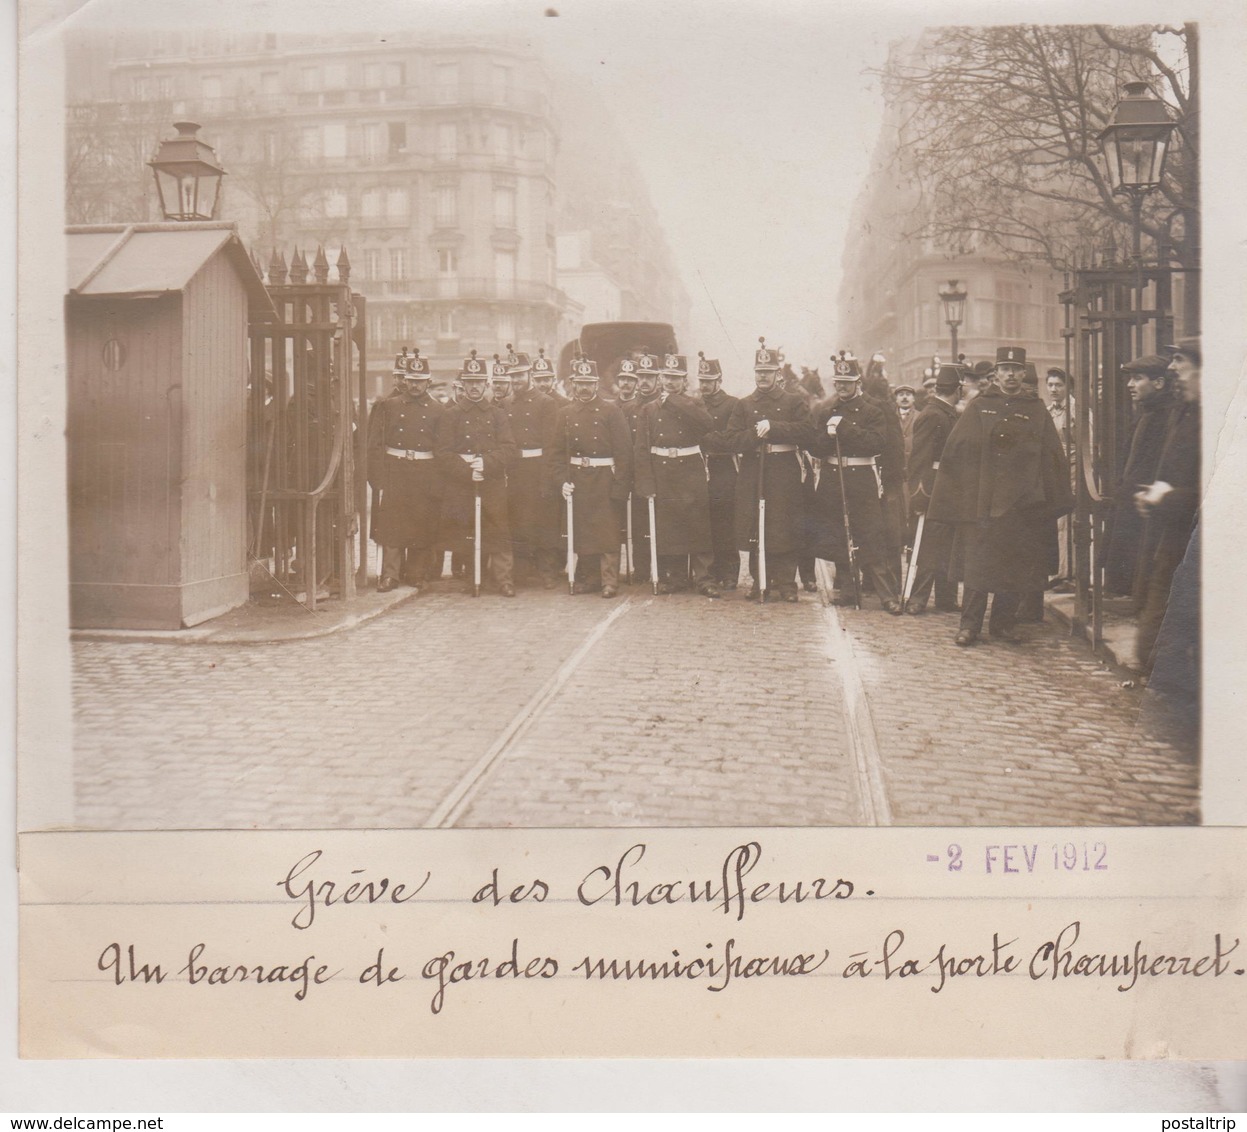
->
[[633, 351, 721, 597], [548, 357, 635, 598], [433, 350, 520, 596], [366, 347, 444, 593]]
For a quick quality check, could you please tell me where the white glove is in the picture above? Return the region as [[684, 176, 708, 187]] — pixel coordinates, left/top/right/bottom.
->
[[562, 481, 575, 500], [826, 415, 843, 436], [755, 419, 771, 438], [471, 455, 485, 482], [1134, 480, 1173, 515], [660, 391, 669, 404]]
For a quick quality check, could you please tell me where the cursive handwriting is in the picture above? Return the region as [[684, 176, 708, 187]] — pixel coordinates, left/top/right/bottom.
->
[[279, 849, 430, 929]]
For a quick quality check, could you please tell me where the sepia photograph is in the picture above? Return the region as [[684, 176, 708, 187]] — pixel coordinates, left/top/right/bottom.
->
[[43, 0, 1208, 834]]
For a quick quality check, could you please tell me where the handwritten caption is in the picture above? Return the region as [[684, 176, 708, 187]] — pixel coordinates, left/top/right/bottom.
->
[[91, 840, 1243, 1015]]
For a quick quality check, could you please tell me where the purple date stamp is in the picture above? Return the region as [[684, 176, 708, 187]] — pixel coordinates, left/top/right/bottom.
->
[[926, 842, 1110, 873]]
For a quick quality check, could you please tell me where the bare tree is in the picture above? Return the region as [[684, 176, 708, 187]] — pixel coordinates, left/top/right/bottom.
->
[[881, 24, 1197, 272], [65, 102, 168, 224]]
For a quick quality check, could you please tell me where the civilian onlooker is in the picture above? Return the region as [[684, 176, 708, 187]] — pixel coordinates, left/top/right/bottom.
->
[[1045, 367, 1076, 590], [894, 384, 917, 474], [1103, 355, 1177, 598], [1134, 337, 1200, 676]]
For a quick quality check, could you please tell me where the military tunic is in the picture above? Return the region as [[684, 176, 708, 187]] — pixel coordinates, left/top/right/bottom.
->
[[366, 391, 445, 548], [721, 388, 814, 555], [547, 397, 634, 555], [503, 387, 562, 556], [616, 396, 651, 577], [807, 394, 891, 565], [905, 395, 959, 607], [633, 393, 715, 556], [434, 400, 519, 558], [927, 385, 1073, 592]]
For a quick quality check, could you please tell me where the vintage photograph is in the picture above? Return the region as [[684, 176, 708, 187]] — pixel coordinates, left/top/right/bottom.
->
[[46, 0, 1205, 833]]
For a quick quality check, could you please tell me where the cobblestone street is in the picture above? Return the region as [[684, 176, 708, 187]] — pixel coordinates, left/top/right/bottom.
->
[[72, 570, 1200, 830]]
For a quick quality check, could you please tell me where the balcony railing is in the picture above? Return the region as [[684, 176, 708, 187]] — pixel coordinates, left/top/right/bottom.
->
[[365, 277, 561, 303]]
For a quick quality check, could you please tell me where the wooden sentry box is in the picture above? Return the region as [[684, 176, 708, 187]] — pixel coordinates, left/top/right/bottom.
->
[[66, 222, 273, 629]]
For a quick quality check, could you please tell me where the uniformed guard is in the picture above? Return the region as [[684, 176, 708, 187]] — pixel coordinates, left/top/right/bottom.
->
[[499, 345, 562, 588], [809, 353, 904, 612], [434, 350, 520, 596], [612, 356, 643, 582], [635, 351, 661, 407], [903, 362, 962, 614], [532, 349, 561, 399], [697, 352, 742, 589], [548, 357, 634, 597], [721, 337, 814, 602], [633, 351, 720, 597], [619, 353, 660, 584], [928, 345, 1073, 645], [366, 347, 444, 593]]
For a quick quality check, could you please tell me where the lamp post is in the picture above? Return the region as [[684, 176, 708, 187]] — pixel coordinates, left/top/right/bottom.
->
[[147, 122, 226, 221], [937, 279, 967, 360], [1098, 82, 1176, 352]]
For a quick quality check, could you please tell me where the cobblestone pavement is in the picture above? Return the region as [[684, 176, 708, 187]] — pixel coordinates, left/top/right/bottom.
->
[[72, 572, 1199, 829]]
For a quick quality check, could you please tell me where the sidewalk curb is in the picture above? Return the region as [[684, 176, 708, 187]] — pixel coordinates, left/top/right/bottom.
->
[[71, 586, 422, 646], [1043, 591, 1138, 676]]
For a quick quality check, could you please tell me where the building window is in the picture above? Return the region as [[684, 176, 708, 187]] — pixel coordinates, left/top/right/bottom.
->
[[438, 310, 456, 338], [995, 280, 1026, 340], [363, 249, 381, 281], [493, 186, 516, 229], [323, 123, 347, 159], [492, 64, 512, 104], [436, 63, 458, 103], [390, 249, 407, 280], [396, 310, 411, 339], [301, 66, 321, 92], [386, 62, 405, 88], [325, 63, 348, 88], [202, 75, 222, 100], [299, 126, 321, 159], [437, 249, 458, 297], [436, 186, 457, 227], [154, 75, 174, 98], [494, 123, 512, 159], [369, 312, 383, 343], [496, 312, 516, 345], [386, 189, 408, 218], [388, 122, 407, 154], [437, 122, 457, 160], [324, 190, 348, 218], [363, 62, 381, 88], [362, 189, 383, 218], [132, 76, 149, 99], [362, 123, 386, 160], [494, 250, 517, 298]]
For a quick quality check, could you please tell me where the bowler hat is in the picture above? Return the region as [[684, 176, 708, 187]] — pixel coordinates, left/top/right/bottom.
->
[[935, 363, 964, 391]]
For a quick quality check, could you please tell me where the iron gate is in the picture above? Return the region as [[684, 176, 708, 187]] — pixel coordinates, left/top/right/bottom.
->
[[247, 246, 368, 610]]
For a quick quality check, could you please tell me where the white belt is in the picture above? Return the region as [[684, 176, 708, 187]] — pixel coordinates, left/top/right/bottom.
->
[[521, 448, 544, 457], [650, 445, 702, 458], [824, 456, 877, 467], [458, 453, 481, 463], [570, 456, 615, 467], [764, 444, 797, 454], [932, 460, 940, 470], [386, 447, 434, 460]]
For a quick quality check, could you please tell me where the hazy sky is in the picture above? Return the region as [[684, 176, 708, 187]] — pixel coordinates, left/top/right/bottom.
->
[[59, 0, 917, 385]]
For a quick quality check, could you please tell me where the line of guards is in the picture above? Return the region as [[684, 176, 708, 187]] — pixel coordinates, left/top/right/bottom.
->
[[365, 338, 1075, 645]]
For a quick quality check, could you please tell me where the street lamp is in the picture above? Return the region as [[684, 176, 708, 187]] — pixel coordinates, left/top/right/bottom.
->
[[938, 278, 968, 359], [1098, 82, 1176, 258], [147, 122, 226, 221]]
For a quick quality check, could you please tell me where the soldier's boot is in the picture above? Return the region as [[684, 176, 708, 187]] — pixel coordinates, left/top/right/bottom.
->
[[491, 548, 516, 598], [956, 589, 989, 645], [770, 552, 800, 603], [869, 563, 904, 615], [690, 552, 721, 599], [573, 555, 602, 595], [933, 575, 960, 612], [378, 546, 405, 593], [599, 552, 619, 599], [904, 567, 935, 614], [988, 592, 1024, 643]]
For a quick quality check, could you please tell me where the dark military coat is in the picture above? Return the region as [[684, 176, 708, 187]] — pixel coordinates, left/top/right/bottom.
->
[[721, 387, 814, 554], [434, 400, 518, 556], [1104, 391, 1176, 596], [906, 395, 959, 575], [366, 391, 445, 547], [633, 392, 715, 555], [700, 389, 741, 553], [503, 387, 562, 552], [927, 385, 1073, 591], [807, 393, 891, 565], [547, 396, 635, 555]]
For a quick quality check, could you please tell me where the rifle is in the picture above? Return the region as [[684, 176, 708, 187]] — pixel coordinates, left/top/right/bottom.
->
[[832, 424, 862, 609], [757, 433, 767, 602], [472, 477, 482, 598], [903, 511, 926, 605], [648, 494, 659, 596]]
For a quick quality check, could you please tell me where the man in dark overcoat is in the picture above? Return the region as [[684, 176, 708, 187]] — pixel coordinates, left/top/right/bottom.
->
[[903, 363, 962, 614], [721, 337, 815, 602], [927, 345, 1073, 646], [548, 358, 634, 598], [1103, 354, 1178, 598], [367, 348, 444, 593], [808, 357, 903, 612], [434, 350, 519, 596], [614, 354, 652, 585], [633, 352, 720, 597], [696, 353, 741, 589], [1134, 338, 1200, 676], [494, 346, 561, 589]]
